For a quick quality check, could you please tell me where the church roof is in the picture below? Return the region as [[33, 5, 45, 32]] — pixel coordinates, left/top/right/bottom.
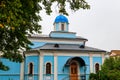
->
[[54, 15, 69, 23], [33, 43, 106, 52]]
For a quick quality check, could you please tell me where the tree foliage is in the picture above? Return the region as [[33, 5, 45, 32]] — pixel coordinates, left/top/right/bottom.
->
[[89, 57, 120, 80], [0, 0, 90, 70]]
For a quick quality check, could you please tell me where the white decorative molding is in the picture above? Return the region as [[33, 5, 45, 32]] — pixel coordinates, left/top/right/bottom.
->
[[43, 51, 89, 57], [39, 53, 43, 80], [20, 62, 24, 80], [58, 23, 61, 31], [57, 52, 89, 56], [89, 53, 93, 73], [30, 39, 84, 44], [54, 53, 58, 80], [38, 53, 40, 80], [102, 53, 105, 64], [25, 51, 39, 56], [54, 23, 56, 31], [91, 53, 102, 57]]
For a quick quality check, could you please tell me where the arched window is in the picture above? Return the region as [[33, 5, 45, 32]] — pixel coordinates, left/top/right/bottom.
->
[[46, 63, 51, 74], [29, 63, 34, 75], [61, 23, 65, 31], [95, 63, 99, 73]]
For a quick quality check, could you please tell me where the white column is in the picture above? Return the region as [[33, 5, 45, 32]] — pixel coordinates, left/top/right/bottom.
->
[[59, 23, 61, 31], [54, 53, 58, 80], [102, 53, 105, 64], [20, 62, 24, 80], [89, 53, 93, 73], [39, 53, 43, 80]]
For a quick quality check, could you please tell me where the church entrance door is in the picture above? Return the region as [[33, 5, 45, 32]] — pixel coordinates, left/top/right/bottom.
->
[[70, 61, 78, 80]]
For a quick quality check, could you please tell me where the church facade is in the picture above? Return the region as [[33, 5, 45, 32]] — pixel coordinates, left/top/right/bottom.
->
[[0, 15, 106, 80]]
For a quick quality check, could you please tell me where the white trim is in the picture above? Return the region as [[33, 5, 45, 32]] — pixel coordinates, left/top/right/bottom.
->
[[64, 23, 67, 31], [56, 52, 89, 56], [102, 53, 105, 64], [39, 53, 43, 80], [38, 53, 41, 80], [66, 23, 69, 31], [25, 51, 104, 57], [30, 39, 85, 44], [25, 53, 39, 56], [20, 62, 24, 80], [41, 51, 103, 57], [25, 51, 39, 56], [59, 23, 61, 31], [54, 53, 58, 80], [28, 76, 34, 80], [54, 24, 56, 31], [89, 53, 93, 73], [91, 53, 102, 56], [43, 52, 89, 56]]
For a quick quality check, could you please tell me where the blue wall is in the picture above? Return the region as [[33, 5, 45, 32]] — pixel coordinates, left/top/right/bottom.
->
[[55, 23, 59, 31], [58, 56, 71, 80], [0, 54, 103, 80], [50, 32, 76, 38], [93, 57, 102, 65], [57, 56, 90, 80], [0, 76, 20, 80], [0, 58, 20, 80], [93, 56, 102, 73], [43, 56, 54, 80], [43, 56, 54, 74], [24, 55, 39, 80], [80, 56, 90, 75], [55, 23, 68, 32]]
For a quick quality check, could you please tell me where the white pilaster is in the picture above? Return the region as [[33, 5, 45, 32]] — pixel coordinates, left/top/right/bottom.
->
[[54, 53, 58, 80], [59, 23, 61, 31], [102, 53, 105, 64], [39, 53, 43, 80], [20, 62, 24, 80], [89, 53, 93, 73]]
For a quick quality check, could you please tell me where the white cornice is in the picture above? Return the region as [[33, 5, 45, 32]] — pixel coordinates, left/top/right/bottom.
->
[[29, 39, 85, 45]]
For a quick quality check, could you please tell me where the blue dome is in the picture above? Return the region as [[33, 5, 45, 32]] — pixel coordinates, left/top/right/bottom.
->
[[54, 15, 68, 23]]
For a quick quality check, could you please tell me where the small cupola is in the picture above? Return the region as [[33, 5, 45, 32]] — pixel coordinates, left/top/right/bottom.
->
[[53, 15, 69, 32], [49, 15, 76, 38]]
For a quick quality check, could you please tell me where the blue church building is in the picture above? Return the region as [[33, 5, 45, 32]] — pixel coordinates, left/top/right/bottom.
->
[[0, 15, 106, 80]]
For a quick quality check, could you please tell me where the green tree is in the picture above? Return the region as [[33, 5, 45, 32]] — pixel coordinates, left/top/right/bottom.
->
[[0, 0, 90, 70], [89, 57, 120, 80]]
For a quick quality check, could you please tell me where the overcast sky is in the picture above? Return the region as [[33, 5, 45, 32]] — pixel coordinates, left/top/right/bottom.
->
[[39, 0, 120, 52]]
